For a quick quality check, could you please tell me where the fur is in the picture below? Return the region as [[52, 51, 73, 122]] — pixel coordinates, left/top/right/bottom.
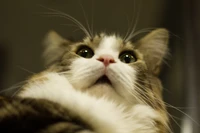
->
[[19, 72, 160, 133], [0, 28, 170, 133]]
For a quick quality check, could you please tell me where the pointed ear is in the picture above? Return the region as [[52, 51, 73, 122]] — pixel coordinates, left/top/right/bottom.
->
[[135, 28, 169, 75], [43, 31, 70, 66]]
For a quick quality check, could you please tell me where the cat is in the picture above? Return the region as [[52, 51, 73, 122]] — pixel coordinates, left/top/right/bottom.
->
[[0, 28, 170, 133]]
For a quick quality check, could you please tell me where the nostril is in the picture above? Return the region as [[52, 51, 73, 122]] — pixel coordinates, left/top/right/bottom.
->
[[109, 58, 115, 63], [98, 57, 104, 62]]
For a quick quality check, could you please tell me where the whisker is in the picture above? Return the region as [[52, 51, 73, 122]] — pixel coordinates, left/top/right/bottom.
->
[[39, 5, 92, 38], [127, 28, 156, 41], [11, 87, 23, 97], [42, 12, 91, 37], [91, 0, 95, 36], [0, 81, 27, 94], [164, 102, 200, 126], [133, 82, 156, 106], [110, 72, 145, 104], [123, 0, 136, 42], [136, 87, 198, 126], [17, 66, 35, 74], [0, 85, 22, 94], [169, 31, 183, 41], [166, 112, 180, 133], [137, 88, 200, 129], [135, 78, 157, 86], [79, 1, 93, 38], [60, 23, 80, 28], [58, 71, 71, 75], [72, 28, 82, 33], [124, 0, 143, 42]]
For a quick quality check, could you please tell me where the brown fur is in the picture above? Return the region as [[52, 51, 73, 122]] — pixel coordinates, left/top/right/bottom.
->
[[0, 29, 170, 133]]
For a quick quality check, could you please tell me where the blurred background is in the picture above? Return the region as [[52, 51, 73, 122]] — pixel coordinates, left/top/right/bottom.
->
[[0, 0, 199, 132]]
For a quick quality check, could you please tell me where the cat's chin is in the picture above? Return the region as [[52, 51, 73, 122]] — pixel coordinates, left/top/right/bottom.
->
[[94, 75, 112, 85]]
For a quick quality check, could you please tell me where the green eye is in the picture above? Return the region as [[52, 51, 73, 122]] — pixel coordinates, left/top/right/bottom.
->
[[119, 51, 136, 63], [76, 46, 94, 58]]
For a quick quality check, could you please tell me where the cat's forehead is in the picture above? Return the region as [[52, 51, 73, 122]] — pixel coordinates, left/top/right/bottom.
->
[[99, 35, 122, 50], [83, 34, 135, 51]]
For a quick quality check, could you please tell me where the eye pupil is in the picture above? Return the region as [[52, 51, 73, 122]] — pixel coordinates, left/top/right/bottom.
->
[[124, 55, 131, 63], [80, 49, 88, 57]]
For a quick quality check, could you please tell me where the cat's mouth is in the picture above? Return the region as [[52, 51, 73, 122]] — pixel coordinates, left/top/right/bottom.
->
[[94, 75, 112, 85]]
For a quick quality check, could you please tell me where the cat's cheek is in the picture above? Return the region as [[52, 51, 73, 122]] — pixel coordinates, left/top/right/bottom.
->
[[68, 58, 105, 90], [106, 63, 135, 87], [106, 64, 140, 103]]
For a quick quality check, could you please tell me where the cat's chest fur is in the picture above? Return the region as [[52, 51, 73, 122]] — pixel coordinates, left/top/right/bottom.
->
[[19, 72, 161, 133]]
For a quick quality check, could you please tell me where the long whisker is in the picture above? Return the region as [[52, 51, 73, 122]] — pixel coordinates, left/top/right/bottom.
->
[[124, 10, 140, 42], [79, 2, 93, 38], [124, 0, 143, 42], [127, 28, 156, 42], [166, 112, 179, 133], [72, 28, 82, 33], [135, 86, 199, 126], [135, 78, 157, 86], [17, 66, 35, 74], [133, 82, 156, 107], [42, 12, 91, 38], [134, 79, 200, 132], [39, 5, 92, 38], [60, 23, 81, 28], [140, 89, 200, 128], [164, 102, 200, 126], [11, 87, 23, 97], [91, 0, 95, 36], [123, 0, 136, 42], [0, 85, 22, 94], [0, 81, 27, 94]]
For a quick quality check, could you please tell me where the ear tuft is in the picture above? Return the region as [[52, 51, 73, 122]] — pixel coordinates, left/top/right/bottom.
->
[[43, 31, 70, 66], [136, 28, 169, 75]]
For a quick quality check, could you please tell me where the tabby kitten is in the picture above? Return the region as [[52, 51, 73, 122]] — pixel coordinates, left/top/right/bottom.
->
[[0, 28, 170, 133]]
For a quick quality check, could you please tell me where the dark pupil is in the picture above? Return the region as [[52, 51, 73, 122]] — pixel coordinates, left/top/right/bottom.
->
[[80, 49, 89, 57], [124, 55, 131, 63]]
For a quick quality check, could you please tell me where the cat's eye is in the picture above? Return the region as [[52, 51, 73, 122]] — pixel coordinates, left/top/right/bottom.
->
[[76, 46, 94, 58], [119, 51, 136, 63]]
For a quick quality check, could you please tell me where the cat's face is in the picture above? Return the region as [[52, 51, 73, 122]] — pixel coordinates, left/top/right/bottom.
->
[[44, 29, 169, 108]]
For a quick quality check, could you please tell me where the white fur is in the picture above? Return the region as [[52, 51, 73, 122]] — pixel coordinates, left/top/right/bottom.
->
[[95, 36, 121, 59], [19, 72, 160, 133]]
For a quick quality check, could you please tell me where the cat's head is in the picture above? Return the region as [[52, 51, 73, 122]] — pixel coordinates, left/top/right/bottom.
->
[[43, 29, 168, 106]]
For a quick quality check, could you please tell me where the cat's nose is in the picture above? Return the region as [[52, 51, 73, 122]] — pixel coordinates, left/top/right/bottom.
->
[[97, 55, 115, 66]]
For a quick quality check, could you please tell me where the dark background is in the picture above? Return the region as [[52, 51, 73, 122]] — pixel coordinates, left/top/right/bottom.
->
[[0, 0, 199, 133]]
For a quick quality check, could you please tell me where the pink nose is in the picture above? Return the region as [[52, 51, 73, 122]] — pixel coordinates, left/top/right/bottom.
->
[[97, 55, 115, 66]]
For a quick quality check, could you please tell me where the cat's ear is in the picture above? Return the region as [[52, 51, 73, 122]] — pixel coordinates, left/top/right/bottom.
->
[[43, 31, 70, 66], [135, 28, 169, 75]]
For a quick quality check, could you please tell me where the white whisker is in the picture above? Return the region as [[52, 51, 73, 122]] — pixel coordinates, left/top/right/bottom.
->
[[0, 81, 27, 94], [17, 66, 35, 74], [79, 2, 93, 38], [39, 5, 92, 38], [124, 0, 143, 42], [123, 0, 137, 42], [91, 0, 95, 36], [164, 102, 200, 126]]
